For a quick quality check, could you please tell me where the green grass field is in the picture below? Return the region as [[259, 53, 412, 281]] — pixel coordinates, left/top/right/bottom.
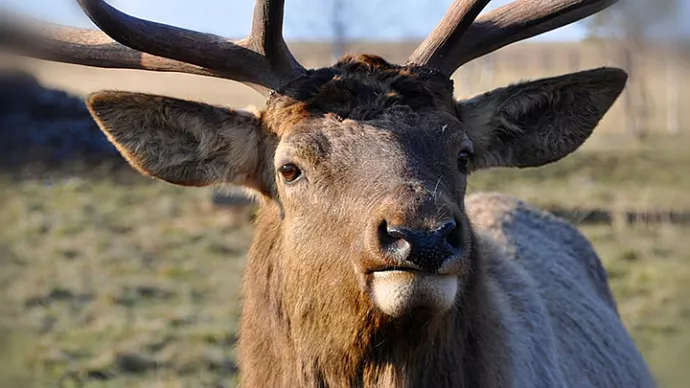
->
[[1, 134, 688, 387]]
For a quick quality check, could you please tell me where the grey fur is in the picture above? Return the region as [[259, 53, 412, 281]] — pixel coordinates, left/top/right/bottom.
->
[[467, 192, 654, 387]]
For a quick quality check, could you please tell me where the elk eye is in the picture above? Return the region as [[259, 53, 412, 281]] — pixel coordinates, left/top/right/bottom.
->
[[458, 151, 471, 171], [279, 164, 302, 183]]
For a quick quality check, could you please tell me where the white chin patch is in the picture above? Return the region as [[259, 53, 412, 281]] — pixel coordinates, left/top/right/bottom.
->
[[369, 271, 458, 317]]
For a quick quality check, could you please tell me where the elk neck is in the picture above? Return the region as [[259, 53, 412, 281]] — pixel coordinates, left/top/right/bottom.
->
[[238, 201, 511, 387]]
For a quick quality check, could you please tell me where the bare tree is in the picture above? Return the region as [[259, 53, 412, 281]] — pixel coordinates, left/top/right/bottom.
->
[[287, 0, 452, 63], [330, 0, 346, 60], [286, 0, 385, 62], [585, 0, 680, 138], [665, 9, 683, 135]]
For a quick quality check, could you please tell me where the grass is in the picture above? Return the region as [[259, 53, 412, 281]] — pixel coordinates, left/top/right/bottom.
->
[[467, 134, 690, 211], [0, 176, 250, 387], [587, 224, 690, 387], [0, 134, 688, 387]]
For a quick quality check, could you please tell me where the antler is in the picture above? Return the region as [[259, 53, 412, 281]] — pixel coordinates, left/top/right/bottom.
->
[[0, 0, 305, 95], [1, 0, 618, 91], [408, 0, 618, 76]]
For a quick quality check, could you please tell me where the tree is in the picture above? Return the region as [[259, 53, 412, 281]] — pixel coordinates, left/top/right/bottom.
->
[[285, 0, 386, 61], [286, 0, 452, 63], [585, 0, 681, 137]]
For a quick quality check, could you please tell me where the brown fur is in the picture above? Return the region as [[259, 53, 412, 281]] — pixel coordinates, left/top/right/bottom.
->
[[85, 55, 654, 387]]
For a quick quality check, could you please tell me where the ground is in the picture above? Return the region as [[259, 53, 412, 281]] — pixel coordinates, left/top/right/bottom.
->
[[0, 134, 688, 387]]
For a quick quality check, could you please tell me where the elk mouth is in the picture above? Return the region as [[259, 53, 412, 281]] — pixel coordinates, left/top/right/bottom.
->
[[365, 255, 465, 276], [367, 266, 426, 274], [365, 267, 459, 317]]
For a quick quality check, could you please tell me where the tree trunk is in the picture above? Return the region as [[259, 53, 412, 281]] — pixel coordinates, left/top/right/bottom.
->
[[331, 0, 346, 61], [480, 56, 495, 90], [666, 43, 681, 135], [620, 41, 649, 139]]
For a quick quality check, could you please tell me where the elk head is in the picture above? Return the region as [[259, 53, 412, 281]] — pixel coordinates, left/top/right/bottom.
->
[[1, 0, 626, 321]]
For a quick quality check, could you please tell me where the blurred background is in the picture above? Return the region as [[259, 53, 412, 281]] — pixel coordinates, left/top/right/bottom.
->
[[0, 0, 688, 387]]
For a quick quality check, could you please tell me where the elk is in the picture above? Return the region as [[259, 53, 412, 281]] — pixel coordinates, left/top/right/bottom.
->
[[1, 0, 656, 387]]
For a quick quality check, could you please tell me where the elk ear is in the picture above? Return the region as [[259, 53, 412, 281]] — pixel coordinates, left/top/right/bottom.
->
[[457, 67, 627, 170], [87, 91, 274, 192]]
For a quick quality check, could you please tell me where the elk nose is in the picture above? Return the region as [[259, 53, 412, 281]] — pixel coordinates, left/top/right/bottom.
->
[[381, 220, 461, 273]]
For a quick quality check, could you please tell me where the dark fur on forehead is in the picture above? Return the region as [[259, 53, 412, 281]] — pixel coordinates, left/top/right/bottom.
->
[[263, 55, 455, 136]]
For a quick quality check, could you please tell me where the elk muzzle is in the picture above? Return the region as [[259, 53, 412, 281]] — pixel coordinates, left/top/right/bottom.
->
[[363, 186, 467, 317]]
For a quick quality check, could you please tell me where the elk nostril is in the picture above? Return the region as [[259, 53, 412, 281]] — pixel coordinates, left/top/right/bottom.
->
[[375, 219, 463, 272], [379, 220, 392, 242], [437, 220, 456, 239], [438, 219, 461, 250], [378, 221, 412, 259], [385, 224, 409, 241], [382, 220, 461, 251]]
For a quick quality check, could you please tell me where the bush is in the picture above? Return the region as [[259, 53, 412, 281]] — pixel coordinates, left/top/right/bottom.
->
[[0, 69, 120, 166]]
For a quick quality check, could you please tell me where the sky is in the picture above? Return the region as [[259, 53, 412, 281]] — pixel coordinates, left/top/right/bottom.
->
[[0, 0, 590, 42]]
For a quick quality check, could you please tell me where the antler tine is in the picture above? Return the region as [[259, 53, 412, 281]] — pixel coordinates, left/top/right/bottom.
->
[[450, 0, 617, 69], [76, 0, 304, 94], [407, 0, 492, 72], [0, 11, 216, 77], [408, 0, 618, 76], [247, 0, 305, 79]]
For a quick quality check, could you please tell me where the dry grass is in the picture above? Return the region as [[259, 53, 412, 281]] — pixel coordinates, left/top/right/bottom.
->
[[0, 175, 251, 387], [468, 134, 690, 211]]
